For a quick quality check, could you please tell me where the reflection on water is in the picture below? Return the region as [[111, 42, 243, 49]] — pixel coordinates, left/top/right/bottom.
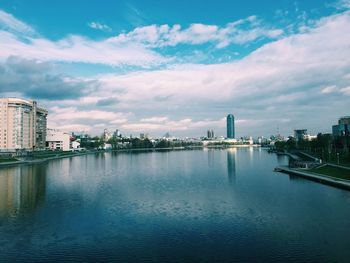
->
[[276, 153, 288, 165], [0, 149, 350, 262], [0, 165, 46, 217], [248, 146, 254, 164], [227, 149, 236, 184], [208, 148, 215, 167]]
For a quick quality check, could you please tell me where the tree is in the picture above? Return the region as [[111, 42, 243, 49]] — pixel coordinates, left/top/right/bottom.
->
[[286, 137, 296, 150], [130, 138, 153, 149], [155, 140, 171, 148]]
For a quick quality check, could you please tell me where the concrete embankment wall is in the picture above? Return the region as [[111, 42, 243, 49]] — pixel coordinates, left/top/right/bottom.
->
[[276, 167, 350, 191]]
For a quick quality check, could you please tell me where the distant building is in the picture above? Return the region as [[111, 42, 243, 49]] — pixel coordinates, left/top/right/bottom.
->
[[113, 129, 121, 138], [226, 114, 235, 139], [305, 134, 317, 141], [71, 140, 81, 150], [207, 129, 214, 139], [103, 129, 112, 142], [46, 129, 70, 151], [103, 143, 112, 150], [339, 116, 350, 125], [248, 136, 253, 145], [0, 98, 48, 150], [294, 129, 307, 141], [332, 116, 350, 137]]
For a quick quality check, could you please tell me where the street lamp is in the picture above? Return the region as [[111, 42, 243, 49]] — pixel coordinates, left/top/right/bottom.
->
[[337, 152, 340, 165]]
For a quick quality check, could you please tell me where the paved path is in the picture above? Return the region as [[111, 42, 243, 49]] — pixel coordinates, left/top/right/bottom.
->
[[275, 166, 350, 191]]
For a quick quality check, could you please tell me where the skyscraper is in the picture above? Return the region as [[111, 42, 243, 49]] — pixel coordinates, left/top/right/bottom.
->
[[207, 129, 214, 139], [227, 114, 235, 139]]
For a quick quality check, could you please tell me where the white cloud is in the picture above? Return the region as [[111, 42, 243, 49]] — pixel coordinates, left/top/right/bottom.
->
[[140, 116, 169, 123], [0, 31, 167, 66], [121, 118, 225, 132], [231, 28, 284, 45], [321, 85, 337, 94], [52, 124, 92, 133], [120, 117, 253, 135], [340, 86, 350, 95], [112, 16, 283, 48], [0, 10, 167, 67], [1, 9, 350, 136], [0, 10, 284, 67], [0, 10, 35, 35], [49, 107, 129, 121], [88, 11, 350, 136], [88, 21, 111, 32], [47, 107, 130, 133], [334, 0, 350, 9]]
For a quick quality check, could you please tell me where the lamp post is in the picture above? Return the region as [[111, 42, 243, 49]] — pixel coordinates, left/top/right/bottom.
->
[[337, 152, 340, 165]]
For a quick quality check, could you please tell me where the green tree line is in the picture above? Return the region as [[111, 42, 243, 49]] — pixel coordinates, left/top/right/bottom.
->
[[274, 133, 350, 164]]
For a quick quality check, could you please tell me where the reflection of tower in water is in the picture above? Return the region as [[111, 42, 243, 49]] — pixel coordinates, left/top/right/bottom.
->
[[208, 149, 215, 167], [0, 165, 46, 217], [227, 149, 237, 184]]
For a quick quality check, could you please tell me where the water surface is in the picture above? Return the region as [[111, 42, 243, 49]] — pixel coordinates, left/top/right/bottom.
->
[[0, 148, 350, 262]]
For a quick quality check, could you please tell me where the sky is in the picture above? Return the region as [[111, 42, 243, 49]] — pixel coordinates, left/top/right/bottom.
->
[[0, 0, 349, 138]]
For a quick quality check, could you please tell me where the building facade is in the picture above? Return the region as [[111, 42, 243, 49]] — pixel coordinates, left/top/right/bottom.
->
[[71, 140, 81, 150], [332, 116, 350, 137], [113, 129, 121, 138], [103, 128, 112, 142], [207, 130, 214, 139], [46, 129, 70, 151], [294, 129, 307, 141], [226, 114, 235, 139], [0, 98, 48, 150]]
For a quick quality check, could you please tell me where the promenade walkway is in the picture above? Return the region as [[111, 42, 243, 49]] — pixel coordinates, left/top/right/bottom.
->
[[275, 166, 350, 191]]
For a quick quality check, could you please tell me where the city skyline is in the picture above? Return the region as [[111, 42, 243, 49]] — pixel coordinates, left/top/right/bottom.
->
[[0, 0, 350, 137]]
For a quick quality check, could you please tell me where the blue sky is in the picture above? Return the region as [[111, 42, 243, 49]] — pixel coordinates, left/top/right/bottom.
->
[[0, 0, 349, 137]]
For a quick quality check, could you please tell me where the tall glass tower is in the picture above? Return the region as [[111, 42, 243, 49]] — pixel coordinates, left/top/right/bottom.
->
[[227, 114, 235, 139]]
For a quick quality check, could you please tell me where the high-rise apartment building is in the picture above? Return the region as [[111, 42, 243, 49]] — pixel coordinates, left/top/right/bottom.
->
[[207, 129, 214, 139], [227, 114, 235, 139], [0, 98, 48, 150], [294, 129, 307, 141], [332, 116, 350, 137]]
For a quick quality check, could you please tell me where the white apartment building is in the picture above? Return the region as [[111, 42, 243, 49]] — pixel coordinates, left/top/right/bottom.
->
[[71, 140, 81, 150], [46, 129, 71, 151], [103, 128, 112, 142], [0, 98, 48, 150]]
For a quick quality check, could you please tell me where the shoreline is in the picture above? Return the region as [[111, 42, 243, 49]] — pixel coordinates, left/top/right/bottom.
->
[[0, 145, 259, 169], [273, 149, 350, 191], [275, 166, 350, 191]]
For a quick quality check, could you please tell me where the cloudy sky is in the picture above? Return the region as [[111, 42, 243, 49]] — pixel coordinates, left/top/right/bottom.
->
[[0, 0, 349, 138]]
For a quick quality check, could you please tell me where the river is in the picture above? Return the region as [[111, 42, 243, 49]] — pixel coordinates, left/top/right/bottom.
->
[[0, 148, 350, 262]]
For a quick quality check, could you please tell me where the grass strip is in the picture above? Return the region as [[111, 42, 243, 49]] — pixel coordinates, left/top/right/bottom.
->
[[309, 165, 350, 181]]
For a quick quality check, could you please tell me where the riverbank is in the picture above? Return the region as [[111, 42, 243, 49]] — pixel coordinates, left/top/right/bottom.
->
[[0, 146, 203, 168], [0, 151, 90, 168], [275, 166, 350, 191], [272, 149, 350, 190], [0, 144, 262, 169]]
